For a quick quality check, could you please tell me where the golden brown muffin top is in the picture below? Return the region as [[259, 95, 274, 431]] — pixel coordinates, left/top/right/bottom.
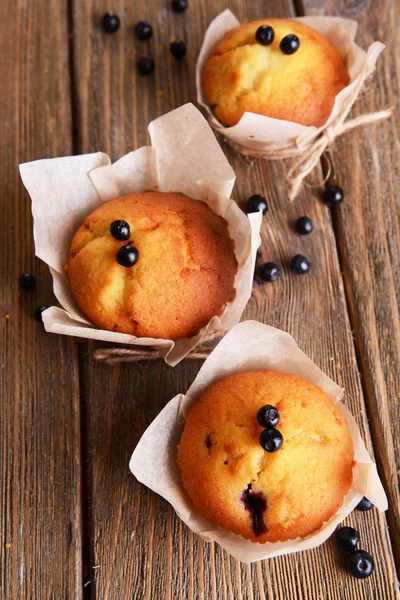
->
[[68, 192, 237, 340], [178, 370, 354, 543], [202, 19, 349, 127]]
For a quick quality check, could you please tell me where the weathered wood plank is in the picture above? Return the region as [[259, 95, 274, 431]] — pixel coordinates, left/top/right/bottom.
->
[[0, 1, 82, 599], [300, 0, 400, 570], [72, 1, 398, 598]]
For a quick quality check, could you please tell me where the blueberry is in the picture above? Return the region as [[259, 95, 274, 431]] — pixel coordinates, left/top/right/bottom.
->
[[296, 216, 313, 235], [116, 245, 139, 267], [280, 34, 300, 55], [336, 526, 360, 552], [34, 305, 49, 323], [347, 550, 374, 579], [323, 185, 344, 207], [259, 428, 283, 452], [134, 21, 153, 41], [170, 40, 187, 59], [257, 405, 280, 428], [137, 56, 155, 75], [259, 262, 281, 282], [110, 220, 130, 241], [255, 25, 274, 46], [356, 497, 374, 511], [247, 194, 268, 215], [102, 12, 120, 34], [19, 273, 36, 292], [290, 254, 310, 275], [172, 0, 188, 12]]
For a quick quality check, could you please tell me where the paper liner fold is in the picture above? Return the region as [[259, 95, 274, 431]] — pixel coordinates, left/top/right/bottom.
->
[[20, 104, 262, 366], [130, 321, 387, 563]]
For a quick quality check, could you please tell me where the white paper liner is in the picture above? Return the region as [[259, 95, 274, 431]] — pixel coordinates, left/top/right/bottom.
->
[[19, 103, 262, 366], [196, 10, 385, 153], [130, 321, 387, 563]]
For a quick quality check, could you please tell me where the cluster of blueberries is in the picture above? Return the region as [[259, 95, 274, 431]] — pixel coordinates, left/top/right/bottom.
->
[[101, 1, 188, 76], [336, 497, 376, 578], [256, 404, 283, 452], [110, 220, 139, 267], [248, 185, 344, 280], [256, 25, 300, 54]]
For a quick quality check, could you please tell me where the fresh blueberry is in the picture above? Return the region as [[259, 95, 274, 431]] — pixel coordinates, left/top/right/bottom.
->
[[347, 550, 375, 579], [110, 220, 130, 241], [134, 21, 153, 41], [255, 25, 274, 46], [336, 526, 360, 552], [260, 428, 283, 453], [290, 254, 310, 275], [259, 262, 281, 282], [257, 405, 280, 429], [280, 34, 300, 55], [172, 0, 188, 13], [247, 194, 268, 215], [102, 12, 120, 34], [137, 56, 155, 75], [323, 185, 344, 207], [296, 216, 313, 235], [356, 497, 374, 511], [19, 273, 36, 292], [116, 245, 139, 267], [34, 305, 49, 323], [170, 40, 187, 59]]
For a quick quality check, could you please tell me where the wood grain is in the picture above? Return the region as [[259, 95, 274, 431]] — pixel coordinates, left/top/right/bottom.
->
[[300, 0, 400, 570], [0, 1, 82, 599], [71, 1, 398, 599]]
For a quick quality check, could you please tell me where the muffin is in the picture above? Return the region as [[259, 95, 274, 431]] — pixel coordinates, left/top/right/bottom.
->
[[68, 191, 237, 340], [178, 370, 354, 543], [202, 19, 350, 128]]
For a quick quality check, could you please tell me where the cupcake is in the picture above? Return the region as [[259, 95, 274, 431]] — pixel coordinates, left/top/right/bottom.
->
[[202, 19, 349, 128], [68, 191, 237, 340], [177, 370, 354, 543]]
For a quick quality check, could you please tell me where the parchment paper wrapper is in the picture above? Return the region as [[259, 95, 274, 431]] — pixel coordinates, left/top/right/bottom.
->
[[19, 103, 262, 366], [130, 320, 387, 563], [196, 10, 385, 153]]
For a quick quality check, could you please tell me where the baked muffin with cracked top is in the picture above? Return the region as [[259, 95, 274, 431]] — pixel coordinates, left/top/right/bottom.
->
[[177, 370, 354, 543], [202, 19, 349, 128], [68, 191, 237, 340]]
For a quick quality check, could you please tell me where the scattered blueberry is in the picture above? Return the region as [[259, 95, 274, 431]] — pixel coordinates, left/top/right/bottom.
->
[[356, 497, 374, 511], [137, 56, 155, 75], [259, 262, 281, 282], [296, 216, 313, 235], [247, 194, 268, 215], [170, 40, 187, 59], [259, 428, 283, 453], [336, 526, 360, 552], [323, 185, 344, 207], [34, 305, 49, 323], [102, 12, 120, 34], [257, 405, 280, 429], [290, 254, 310, 275], [110, 220, 130, 241], [19, 273, 36, 292], [280, 34, 300, 55], [347, 550, 375, 579], [255, 25, 274, 46], [172, 0, 188, 13], [134, 21, 153, 41], [241, 484, 267, 536], [116, 245, 139, 267]]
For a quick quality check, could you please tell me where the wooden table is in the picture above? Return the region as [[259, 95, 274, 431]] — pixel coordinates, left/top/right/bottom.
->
[[1, 0, 399, 598]]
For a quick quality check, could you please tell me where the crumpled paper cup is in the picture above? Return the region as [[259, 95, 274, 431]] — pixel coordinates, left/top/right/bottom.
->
[[19, 103, 262, 366], [196, 10, 385, 153], [130, 320, 387, 563]]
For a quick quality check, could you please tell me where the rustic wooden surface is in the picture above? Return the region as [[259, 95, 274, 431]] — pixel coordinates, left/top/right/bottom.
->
[[1, 0, 399, 599]]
